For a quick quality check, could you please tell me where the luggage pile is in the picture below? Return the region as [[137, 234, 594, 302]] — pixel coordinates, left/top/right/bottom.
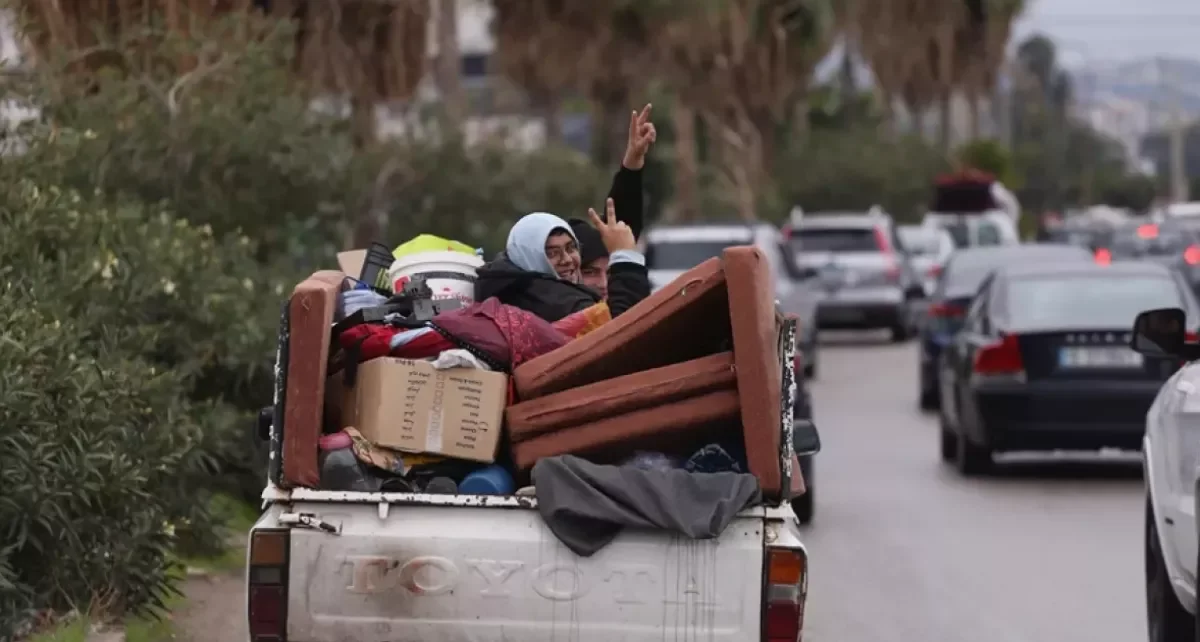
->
[[266, 234, 805, 552]]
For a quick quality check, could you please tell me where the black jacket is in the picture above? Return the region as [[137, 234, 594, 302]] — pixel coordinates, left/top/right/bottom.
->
[[473, 166, 651, 322], [475, 257, 649, 322]]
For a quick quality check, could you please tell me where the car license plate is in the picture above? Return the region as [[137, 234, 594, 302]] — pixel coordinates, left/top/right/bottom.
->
[[1058, 346, 1143, 369]]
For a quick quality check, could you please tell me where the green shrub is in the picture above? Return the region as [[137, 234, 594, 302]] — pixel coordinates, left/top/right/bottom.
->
[[774, 127, 950, 222], [0, 182, 291, 635], [374, 138, 611, 252], [3, 18, 369, 263]]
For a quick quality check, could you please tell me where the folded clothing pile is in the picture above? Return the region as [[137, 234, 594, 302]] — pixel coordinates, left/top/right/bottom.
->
[[505, 246, 796, 500]]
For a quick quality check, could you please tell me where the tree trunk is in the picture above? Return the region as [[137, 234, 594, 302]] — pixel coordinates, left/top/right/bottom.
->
[[434, 0, 465, 130], [938, 90, 953, 153], [671, 100, 699, 222], [592, 95, 628, 168], [541, 95, 563, 146], [967, 91, 981, 141], [349, 94, 381, 249]]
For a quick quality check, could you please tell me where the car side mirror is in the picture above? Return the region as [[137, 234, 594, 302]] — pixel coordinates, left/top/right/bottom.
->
[[793, 419, 821, 456], [1131, 307, 1187, 357]]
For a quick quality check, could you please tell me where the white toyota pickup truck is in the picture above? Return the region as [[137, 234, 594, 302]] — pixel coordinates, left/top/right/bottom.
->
[[245, 304, 817, 642]]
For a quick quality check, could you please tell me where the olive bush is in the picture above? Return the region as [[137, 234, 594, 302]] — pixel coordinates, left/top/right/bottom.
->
[[0, 183, 289, 635]]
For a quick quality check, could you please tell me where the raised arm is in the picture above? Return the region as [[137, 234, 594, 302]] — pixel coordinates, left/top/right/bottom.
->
[[606, 104, 656, 239]]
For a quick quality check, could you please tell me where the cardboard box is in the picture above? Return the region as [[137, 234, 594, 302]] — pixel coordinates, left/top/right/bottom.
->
[[334, 357, 507, 463]]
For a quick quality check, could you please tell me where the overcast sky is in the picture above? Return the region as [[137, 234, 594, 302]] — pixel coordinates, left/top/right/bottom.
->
[[1013, 0, 1200, 64]]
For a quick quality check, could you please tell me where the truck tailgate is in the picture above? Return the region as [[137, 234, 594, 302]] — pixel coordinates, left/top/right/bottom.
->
[[285, 501, 766, 642]]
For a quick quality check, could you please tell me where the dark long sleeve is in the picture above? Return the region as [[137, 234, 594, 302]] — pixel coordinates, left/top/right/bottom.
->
[[604, 262, 650, 318], [606, 166, 644, 239]]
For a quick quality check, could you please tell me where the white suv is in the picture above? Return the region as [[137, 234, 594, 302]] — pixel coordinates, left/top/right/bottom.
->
[[1136, 308, 1200, 642]]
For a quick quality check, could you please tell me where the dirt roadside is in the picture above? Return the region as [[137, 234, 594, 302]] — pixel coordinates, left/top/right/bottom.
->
[[171, 572, 247, 642]]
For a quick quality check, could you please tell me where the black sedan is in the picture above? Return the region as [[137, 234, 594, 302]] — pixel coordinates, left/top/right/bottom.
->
[[937, 261, 1198, 475], [918, 244, 1093, 410]]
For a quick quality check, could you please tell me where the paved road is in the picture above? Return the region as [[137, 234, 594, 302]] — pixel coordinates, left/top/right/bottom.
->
[[800, 332, 1147, 642]]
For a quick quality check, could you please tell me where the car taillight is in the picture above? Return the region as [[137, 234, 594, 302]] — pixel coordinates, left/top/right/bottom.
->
[[872, 228, 900, 282], [248, 528, 289, 642], [973, 334, 1025, 376], [1094, 247, 1112, 265], [873, 227, 891, 253], [1185, 245, 1200, 265], [763, 547, 807, 642], [928, 302, 965, 318], [928, 264, 943, 278], [1188, 331, 1198, 343]]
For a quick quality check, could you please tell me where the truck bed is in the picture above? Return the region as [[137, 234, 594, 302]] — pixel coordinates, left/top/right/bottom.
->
[[256, 489, 791, 642]]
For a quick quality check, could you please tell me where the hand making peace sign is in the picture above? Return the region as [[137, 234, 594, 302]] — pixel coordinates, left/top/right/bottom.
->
[[622, 103, 657, 170], [587, 197, 637, 253]]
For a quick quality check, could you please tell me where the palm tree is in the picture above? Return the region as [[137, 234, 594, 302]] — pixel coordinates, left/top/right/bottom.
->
[[844, 0, 1025, 149], [10, 0, 430, 247], [491, 0, 610, 144], [661, 0, 835, 220]]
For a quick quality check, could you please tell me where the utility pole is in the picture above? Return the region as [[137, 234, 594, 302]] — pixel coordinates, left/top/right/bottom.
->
[[1166, 57, 1190, 203]]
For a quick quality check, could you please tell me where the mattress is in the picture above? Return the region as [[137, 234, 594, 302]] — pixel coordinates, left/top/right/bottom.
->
[[723, 246, 785, 496], [510, 389, 742, 471], [282, 270, 345, 488], [512, 257, 730, 399], [505, 352, 736, 443]]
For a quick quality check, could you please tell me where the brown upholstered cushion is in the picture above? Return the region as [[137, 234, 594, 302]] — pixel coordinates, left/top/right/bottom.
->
[[723, 246, 784, 496], [510, 389, 741, 470], [512, 257, 730, 399], [506, 352, 736, 443], [282, 270, 345, 488]]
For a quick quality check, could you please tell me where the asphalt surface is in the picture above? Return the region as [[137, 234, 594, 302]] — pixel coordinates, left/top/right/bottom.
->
[[800, 331, 1147, 642]]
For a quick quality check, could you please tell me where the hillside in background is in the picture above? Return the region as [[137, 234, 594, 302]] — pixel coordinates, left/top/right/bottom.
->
[[1074, 57, 1200, 122]]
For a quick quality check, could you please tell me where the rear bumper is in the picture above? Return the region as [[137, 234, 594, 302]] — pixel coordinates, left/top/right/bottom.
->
[[971, 379, 1158, 451], [816, 300, 904, 329]]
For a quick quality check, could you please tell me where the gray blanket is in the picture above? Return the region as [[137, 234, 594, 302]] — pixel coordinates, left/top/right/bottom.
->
[[531, 455, 762, 557]]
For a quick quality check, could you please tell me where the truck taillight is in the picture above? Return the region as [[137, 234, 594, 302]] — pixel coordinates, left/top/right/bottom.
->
[[763, 548, 807, 641], [248, 528, 289, 642]]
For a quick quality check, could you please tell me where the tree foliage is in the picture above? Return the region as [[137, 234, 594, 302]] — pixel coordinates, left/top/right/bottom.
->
[[0, 182, 282, 636]]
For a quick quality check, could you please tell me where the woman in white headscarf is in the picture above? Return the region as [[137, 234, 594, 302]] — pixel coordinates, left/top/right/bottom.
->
[[474, 199, 650, 322]]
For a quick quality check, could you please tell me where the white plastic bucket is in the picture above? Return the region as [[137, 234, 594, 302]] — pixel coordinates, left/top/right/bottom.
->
[[387, 251, 484, 304]]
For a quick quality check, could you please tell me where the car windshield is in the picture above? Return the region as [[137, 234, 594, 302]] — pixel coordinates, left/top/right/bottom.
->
[[898, 228, 939, 255], [1007, 274, 1184, 331], [645, 240, 737, 270], [1109, 224, 1192, 258], [1048, 226, 1110, 249], [791, 228, 878, 253], [929, 217, 1002, 248]]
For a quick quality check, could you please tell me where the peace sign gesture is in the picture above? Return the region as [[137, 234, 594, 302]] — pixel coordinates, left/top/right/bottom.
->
[[622, 103, 657, 170], [587, 197, 636, 253]]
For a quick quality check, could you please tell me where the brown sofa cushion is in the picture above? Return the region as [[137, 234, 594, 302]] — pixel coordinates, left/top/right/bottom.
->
[[282, 270, 345, 488], [506, 352, 736, 443], [512, 257, 730, 399], [723, 246, 784, 496], [510, 389, 741, 471]]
